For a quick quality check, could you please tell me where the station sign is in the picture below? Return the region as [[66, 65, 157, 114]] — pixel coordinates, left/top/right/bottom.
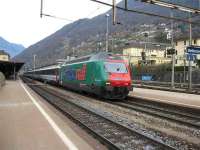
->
[[142, 75, 152, 81], [186, 54, 197, 61], [186, 46, 200, 54]]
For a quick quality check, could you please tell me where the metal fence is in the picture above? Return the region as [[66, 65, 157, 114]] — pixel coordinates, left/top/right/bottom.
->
[[130, 65, 200, 84]]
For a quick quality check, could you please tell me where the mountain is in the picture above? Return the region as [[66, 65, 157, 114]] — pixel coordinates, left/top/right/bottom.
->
[[14, 0, 197, 68], [0, 37, 25, 58]]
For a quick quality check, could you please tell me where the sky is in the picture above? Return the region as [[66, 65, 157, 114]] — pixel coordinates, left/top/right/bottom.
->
[[0, 0, 120, 47]]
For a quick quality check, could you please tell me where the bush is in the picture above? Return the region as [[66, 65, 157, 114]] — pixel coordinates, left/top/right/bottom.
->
[[131, 63, 171, 75]]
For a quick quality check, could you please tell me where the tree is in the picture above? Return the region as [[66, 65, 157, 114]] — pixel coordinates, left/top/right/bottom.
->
[[154, 32, 170, 43], [196, 60, 200, 68]]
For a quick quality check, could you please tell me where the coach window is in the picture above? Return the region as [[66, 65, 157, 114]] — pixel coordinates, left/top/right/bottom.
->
[[50, 69, 54, 75], [47, 70, 49, 74], [47, 70, 50, 75], [194, 40, 197, 45]]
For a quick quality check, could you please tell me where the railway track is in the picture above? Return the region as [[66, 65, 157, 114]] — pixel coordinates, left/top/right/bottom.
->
[[23, 77, 176, 150], [109, 98, 200, 129]]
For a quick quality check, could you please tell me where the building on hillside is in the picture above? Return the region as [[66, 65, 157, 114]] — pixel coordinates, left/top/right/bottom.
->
[[123, 41, 171, 65], [174, 34, 200, 67], [0, 50, 10, 61]]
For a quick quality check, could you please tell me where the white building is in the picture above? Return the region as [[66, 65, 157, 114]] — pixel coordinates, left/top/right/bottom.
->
[[0, 50, 10, 61], [123, 42, 171, 65], [175, 35, 200, 67]]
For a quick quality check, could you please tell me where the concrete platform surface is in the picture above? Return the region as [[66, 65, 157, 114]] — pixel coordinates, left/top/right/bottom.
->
[[130, 88, 200, 109], [0, 80, 95, 150]]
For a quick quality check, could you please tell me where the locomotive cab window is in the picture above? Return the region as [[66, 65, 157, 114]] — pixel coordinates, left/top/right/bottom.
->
[[104, 62, 127, 73]]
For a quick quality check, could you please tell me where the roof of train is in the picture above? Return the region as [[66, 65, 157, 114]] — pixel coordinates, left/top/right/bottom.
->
[[27, 64, 60, 72], [62, 52, 123, 65], [26, 52, 124, 73]]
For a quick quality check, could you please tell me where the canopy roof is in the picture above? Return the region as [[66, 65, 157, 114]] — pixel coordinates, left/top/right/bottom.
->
[[0, 60, 24, 79]]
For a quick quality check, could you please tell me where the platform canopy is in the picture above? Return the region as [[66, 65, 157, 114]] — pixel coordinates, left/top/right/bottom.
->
[[0, 60, 24, 79]]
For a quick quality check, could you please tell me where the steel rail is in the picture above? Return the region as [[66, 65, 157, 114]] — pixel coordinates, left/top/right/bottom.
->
[[22, 77, 120, 150], [22, 77, 176, 150], [23, 77, 200, 129], [109, 99, 200, 129], [126, 99, 200, 120], [38, 86, 176, 149]]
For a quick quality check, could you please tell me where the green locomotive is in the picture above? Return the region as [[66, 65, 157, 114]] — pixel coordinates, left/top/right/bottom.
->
[[59, 52, 132, 99]]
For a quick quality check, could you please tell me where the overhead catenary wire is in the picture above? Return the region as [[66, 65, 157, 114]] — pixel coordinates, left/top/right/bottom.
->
[[138, 0, 200, 14], [40, 0, 74, 22], [38, 0, 105, 58], [90, 0, 200, 25], [139, 0, 200, 19], [61, 6, 103, 35], [40, 0, 101, 22], [42, 13, 74, 22]]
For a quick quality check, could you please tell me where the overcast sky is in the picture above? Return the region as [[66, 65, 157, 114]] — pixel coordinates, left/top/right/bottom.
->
[[0, 0, 120, 47]]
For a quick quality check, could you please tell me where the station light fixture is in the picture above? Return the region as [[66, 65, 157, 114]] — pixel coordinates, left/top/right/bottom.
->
[[106, 82, 111, 85]]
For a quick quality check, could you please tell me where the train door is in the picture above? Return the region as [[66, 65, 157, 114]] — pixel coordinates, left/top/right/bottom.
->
[[55, 68, 59, 83], [91, 63, 96, 89], [59, 67, 63, 85]]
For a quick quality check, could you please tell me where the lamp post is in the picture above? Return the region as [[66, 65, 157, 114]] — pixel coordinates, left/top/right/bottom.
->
[[188, 12, 192, 91], [13, 62, 16, 80], [183, 46, 186, 84], [143, 32, 148, 65], [170, 9, 175, 89], [40, 0, 43, 18], [105, 14, 110, 52], [33, 54, 37, 71]]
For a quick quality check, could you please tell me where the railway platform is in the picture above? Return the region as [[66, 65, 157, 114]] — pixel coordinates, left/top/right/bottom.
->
[[133, 83, 200, 95], [0, 80, 100, 150], [131, 88, 200, 110]]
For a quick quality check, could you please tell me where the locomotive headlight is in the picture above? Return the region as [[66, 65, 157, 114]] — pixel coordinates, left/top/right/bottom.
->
[[106, 82, 110, 85], [105, 82, 113, 91]]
